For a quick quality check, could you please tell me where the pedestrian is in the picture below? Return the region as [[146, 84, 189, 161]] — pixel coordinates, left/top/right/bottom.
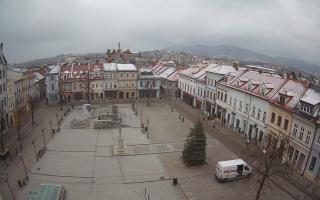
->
[[246, 139, 250, 149]]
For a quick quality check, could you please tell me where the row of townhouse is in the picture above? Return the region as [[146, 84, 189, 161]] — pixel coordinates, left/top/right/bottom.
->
[[46, 63, 161, 105], [178, 61, 238, 114], [6, 68, 45, 127], [215, 69, 320, 181], [0, 43, 45, 129], [149, 60, 186, 99], [177, 62, 320, 181]]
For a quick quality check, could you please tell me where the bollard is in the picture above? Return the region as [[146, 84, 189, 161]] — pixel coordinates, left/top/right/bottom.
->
[[18, 180, 22, 188], [173, 177, 178, 186]]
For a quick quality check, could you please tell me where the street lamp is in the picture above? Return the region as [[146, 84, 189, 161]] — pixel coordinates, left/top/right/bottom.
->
[[18, 153, 28, 177], [1, 171, 16, 200], [41, 128, 46, 147], [31, 138, 39, 161], [49, 120, 53, 138]]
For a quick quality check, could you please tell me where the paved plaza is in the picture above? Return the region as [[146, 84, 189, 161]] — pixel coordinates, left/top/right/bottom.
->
[[1, 102, 317, 200]]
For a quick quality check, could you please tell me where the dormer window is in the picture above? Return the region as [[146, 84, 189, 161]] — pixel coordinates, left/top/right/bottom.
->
[[279, 91, 293, 106], [300, 102, 312, 114], [261, 87, 266, 96], [248, 82, 252, 91], [280, 95, 285, 105]]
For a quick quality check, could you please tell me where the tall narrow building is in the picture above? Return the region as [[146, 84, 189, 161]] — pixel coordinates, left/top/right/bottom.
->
[[0, 43, 8, 128]]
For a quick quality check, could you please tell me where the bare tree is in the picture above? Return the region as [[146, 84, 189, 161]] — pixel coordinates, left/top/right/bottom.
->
[[255, 135, 292, 200], [0, 107, 6, 153], [28, 95, 35, 125], [14, 109, 23, 150]]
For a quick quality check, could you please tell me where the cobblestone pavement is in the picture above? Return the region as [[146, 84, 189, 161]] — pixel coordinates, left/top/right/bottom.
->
[[4, 104, 182, 200], [1, 101, 319, 200], [0, 101, 66, 200], [170, 99, 319, 200]]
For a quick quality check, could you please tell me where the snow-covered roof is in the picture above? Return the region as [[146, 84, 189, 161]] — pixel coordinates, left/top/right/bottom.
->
[[225, 70, 286, 99], [49, 65, 60, 74], [206, 64, 237, 75], [103, 63, 117, 71], [116, 64, 137, 71], [33, 72, 45, 82], [159, 67, 176, 78], [271, 79, 308, 109], [300, 87, 320, 105]]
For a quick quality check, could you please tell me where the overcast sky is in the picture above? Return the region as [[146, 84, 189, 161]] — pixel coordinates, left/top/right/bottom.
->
[[0, 0, 319, 65]]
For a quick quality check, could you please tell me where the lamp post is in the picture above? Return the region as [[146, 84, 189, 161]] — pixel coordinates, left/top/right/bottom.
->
[[140, 108, 143, 128], [31, 138, 38, 161], [41, 128, 46, 147], [1, 171, 15, 200], [18, 153, 28, 177], [49, 120, 53, 138]]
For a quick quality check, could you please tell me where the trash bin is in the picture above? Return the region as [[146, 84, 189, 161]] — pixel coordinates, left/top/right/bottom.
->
[[173, 177, 178, 186]]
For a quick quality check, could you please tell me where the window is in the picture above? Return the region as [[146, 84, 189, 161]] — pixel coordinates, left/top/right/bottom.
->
[[309, 157, 317, 171], [306, 130, 311, 144], [51, 76, 53, 81], [229, 97, 232, 106], [224, 94, 227, 102], [246, 104, 249, 113], [252, 106, 256, 117], [91, 83, 94, 88], [257, 109, 261, 120], [262, 112, 266, 122], [140, 81, 143, 87], [284, 119, 289, 130], [299, 127, 304, 140], [318, 134, 320, 144], [280, 95, 285, 105], [293, 123, 298, 136], [239, 101, 242, 111], [277, 116, 282, 127], [218, 91, 220, 100], [51, 84, 54, 91], [271, 112, 275, 123], [233, 98, 237, 108]]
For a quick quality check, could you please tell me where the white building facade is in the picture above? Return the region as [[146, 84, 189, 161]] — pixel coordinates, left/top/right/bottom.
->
[[216, 70, 286, 144], [45, 65, 60, 105]]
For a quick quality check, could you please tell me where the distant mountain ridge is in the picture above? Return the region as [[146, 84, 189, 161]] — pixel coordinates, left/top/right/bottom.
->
[[166, 44, 319, 73]]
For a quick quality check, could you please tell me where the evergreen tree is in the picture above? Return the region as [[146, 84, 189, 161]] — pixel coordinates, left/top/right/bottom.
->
[[182, 121, 207, 165]]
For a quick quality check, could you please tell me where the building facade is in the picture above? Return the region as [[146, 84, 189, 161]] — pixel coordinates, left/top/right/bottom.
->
[[137, 69, 161, 98], [45, 65, 60, 105], [117, 64, 137, 99], [291, 85, 320, 180], [0, 43, 8, 128]]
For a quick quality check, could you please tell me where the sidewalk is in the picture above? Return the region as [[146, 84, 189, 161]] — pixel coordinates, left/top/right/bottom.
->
[[0, 101, 67, 200], [172, 100, 320, 200]]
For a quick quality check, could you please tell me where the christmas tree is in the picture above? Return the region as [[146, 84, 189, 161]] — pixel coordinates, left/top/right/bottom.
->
[[182, 121, 207, 165]]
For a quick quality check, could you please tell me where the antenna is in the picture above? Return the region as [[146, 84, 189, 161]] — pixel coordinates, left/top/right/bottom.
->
[[118, 42, 121, 51]]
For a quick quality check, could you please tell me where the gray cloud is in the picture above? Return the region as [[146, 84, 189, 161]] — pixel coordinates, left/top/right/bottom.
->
[[0, 0, 319, 65]]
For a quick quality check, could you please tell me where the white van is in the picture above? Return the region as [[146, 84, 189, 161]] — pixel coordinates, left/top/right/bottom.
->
[[215, 159, 251, 183]]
